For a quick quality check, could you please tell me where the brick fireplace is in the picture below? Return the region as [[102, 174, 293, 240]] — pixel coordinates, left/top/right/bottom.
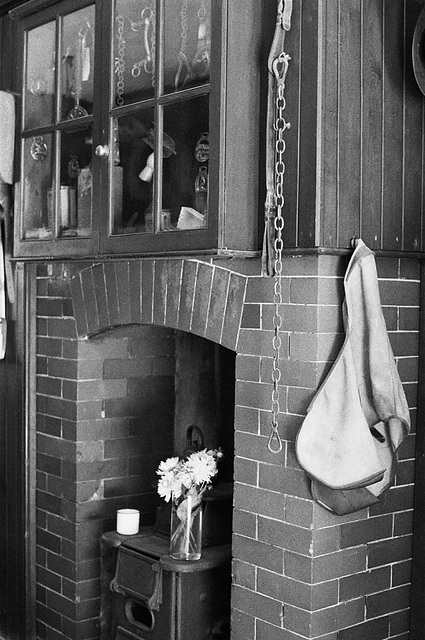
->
[[34, 253, 418, 640]]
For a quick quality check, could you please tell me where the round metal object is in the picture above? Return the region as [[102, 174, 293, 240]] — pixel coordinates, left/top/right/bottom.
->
[[95, 144, 110, 158]]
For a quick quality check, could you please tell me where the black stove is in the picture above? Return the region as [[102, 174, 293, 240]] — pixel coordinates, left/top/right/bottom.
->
[[102, 528, 231, 640]]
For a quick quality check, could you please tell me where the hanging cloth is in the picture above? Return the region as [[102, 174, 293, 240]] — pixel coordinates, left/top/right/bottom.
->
[[296, 239, 410, 515], [0, 90, 16, 359], [261, 0, 292, 276], [0, 237, 5, 359]]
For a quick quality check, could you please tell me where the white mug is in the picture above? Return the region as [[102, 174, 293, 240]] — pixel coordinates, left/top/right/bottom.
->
[[116, 508, 140, 535]]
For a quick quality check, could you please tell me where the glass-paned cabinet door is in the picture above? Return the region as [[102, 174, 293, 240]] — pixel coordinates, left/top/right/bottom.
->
[[102, 0, 216, 253], [13, 0, 262, 257], [15, 0, 98, 257]]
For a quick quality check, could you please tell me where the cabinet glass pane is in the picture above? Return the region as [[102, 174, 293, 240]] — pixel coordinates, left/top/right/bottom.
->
[[162, 95, 209, 231], [113, 0, 155, 106], [24, 22, 55, 130], [164, 0, 211, 94], [111, 109, 155, 234], [61, 6, 95, 121], [58, 126, 93, 237], [22, 134, 54, 240]]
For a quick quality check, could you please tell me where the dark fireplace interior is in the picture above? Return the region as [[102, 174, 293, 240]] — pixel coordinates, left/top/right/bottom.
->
[[90, 324, 235, 530], [41, 319, 236, 639], [95, 325, 235, 639], [58, 320, 236, 523]]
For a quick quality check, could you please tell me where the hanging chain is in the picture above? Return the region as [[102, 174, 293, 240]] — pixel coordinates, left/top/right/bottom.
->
[[180, 0, 188, 55], [150, 7, 156, 86], [268, 52, 291, 454], [175, 0, 192, 90], [115, 15, 125, 106]]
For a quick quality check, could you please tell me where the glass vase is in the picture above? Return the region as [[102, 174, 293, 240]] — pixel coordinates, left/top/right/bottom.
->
[[170, 493, 202, 561]]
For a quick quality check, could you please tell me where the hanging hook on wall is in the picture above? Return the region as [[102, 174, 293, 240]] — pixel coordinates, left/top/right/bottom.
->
[[264, 0, 293, 454]]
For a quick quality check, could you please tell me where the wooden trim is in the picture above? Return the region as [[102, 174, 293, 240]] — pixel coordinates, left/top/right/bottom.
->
[[410, 257, 425, 639], [9, 0, 59, 19], [12, 262, 37, 638], [23, 262, 37, 639], [9, 0, 92, 20]]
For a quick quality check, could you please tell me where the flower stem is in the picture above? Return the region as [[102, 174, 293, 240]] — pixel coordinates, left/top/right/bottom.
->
[[185, 494, 192, 557]]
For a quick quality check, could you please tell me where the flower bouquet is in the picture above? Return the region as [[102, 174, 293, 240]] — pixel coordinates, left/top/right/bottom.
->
[[156, 448, 223, 560]]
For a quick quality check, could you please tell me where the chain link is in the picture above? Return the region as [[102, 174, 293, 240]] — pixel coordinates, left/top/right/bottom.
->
[[151, 6, 156, 86], [175, 0, 191, 90], [268, 54, 291, 454], [115, 15, 125, 106]]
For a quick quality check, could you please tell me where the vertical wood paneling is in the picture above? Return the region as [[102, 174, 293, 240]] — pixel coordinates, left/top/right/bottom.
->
[[7, 265, 29, 640], [361, 0, 384, 250], [320, 0, 339, 247], [297, 0, 320, 247], [382, 0, 404, 251], [0, 10, 30, 638], [223, 0, 264, 251], [0, 261, 28, 640], [403, 1, 425, 252], [285, 0, 425, 252], [410, 260, 425, 639], [337, 0, 362, 246]]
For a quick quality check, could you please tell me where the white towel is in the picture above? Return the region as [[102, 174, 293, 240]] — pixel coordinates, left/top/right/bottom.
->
[[0, 91, 15, 185], [0, 91, 15, 347]]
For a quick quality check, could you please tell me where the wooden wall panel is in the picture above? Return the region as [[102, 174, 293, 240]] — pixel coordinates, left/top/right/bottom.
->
[[337, 0, 363, 247], [0, 9, 30, 640], [382, 0, 405, 252], [297, 1, 320, 247], [361, 0, 384, 249], [321, 0, 339, 247], [283, 0, 425, 252], [404, 1, 425, 252]]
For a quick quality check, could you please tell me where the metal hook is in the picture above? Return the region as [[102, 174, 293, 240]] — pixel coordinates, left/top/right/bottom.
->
[[267, 422, 283, 453], [272, 52, 291, 86]]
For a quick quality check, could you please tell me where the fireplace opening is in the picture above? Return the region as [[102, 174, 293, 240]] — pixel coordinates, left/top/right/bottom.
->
[[83, 323, 236, 639], [87, 324, 235, 523]]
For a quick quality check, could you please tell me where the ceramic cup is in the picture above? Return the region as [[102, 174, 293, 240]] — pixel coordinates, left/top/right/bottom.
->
[[116, 508, 140, 535]]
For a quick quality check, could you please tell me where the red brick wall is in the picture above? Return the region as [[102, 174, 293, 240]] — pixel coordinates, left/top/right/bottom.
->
[[34, 254, 418, 640], [232, 255, 417, 640]]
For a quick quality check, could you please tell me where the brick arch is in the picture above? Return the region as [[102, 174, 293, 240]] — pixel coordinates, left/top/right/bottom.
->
[[70, 258, 248, 351]]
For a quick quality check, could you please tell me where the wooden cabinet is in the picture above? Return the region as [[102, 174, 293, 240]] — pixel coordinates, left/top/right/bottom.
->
[[10, 0, 264, 258]]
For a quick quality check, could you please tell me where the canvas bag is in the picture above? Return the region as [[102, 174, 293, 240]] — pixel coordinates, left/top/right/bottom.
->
[[296, 240, 410, 515]]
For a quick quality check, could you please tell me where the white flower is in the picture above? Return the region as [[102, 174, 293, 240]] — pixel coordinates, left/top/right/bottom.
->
[[157, 469, 183, 502], [177, 468, 193, 490], [187, 449, 218, 484], [157, 456, 180, 475], [156, 448, 223, 502], [157, 476, 173, 502]]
